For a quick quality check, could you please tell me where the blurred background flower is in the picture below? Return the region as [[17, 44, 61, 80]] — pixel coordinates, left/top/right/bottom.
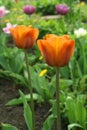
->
[[23, 5, 36, 15], [0, 6, 9, 18], [15, 0, 18, 3], [3, 22, 17, 34], [74, 28, 87, 38], [55, 4, 70, 15]]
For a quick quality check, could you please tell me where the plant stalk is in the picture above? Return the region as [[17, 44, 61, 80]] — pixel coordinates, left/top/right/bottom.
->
[[56, 68, 61, 130], [24, 49, 35, 130]]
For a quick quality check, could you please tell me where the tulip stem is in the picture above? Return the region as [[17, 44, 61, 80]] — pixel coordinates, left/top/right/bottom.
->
[[56, 68, 61, 130], [24, 49, 35, 130]]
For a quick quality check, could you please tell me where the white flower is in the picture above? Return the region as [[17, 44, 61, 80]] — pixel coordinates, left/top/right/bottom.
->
[[74, 28, 87, 38]]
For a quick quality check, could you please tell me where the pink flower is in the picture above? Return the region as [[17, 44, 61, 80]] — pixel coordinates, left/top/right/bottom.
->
[[0, 6, 9, 18], [3, 23, 17, 34], [23, 5, 36, 15], [55, 4, 70, 15]]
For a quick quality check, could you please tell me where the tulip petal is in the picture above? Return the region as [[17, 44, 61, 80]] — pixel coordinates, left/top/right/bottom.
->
[[37, 40, 55, 66], [55, 38, 75, 66], [22, 28, 39, 48], [44, 34, 57, 40]]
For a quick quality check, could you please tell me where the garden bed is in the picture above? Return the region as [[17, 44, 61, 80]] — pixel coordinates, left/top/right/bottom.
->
[[0, 78, 67, 130]]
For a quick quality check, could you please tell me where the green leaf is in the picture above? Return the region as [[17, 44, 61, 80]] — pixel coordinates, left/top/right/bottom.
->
[[74, 95, 86, 127], [60, 66, 70, 78], [1, 123, 18, 130], [9, 48, 24, 73], [0, 69, 28, 87], [68, 123, 83, 130], [6, 93, 43, 106], [65, 96, 76, 124], [42, 115, 55, 130], [19, 90, 32, 130]]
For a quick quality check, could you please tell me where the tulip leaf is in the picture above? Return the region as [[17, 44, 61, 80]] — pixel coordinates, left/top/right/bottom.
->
[[1, 123, 18, 130], [68, 123, 83, 130], [19, 90, 33, 130], [42, 115, 55, 130], [6, 93, 43, 106]]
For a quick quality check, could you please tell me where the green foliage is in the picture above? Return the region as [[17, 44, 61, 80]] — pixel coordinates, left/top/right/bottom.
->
[[35, 0, 57, 15], [6, 93, 43, 106], [0, 0, 87, 129], [24, 64, 54, 101], [0, 33, 26, 86], [65, 95, 86, 130], [68, 123, 83, 130], [79, 75, 87, 93], [1, 123, 18, 130], [0, 34, 24, 73], [42, 115, 55, 130], [37, 19, 67, 38], [19, 90, 33, 130]]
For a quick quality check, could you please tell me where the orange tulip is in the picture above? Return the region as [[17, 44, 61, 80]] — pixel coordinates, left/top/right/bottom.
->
[[10, 25, 39, 49], [37, 34, 75, 67]]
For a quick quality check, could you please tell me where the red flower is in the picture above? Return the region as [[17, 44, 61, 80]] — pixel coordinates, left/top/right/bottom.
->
[[37, 34, 75, 67], [10, 25, 39, 49]]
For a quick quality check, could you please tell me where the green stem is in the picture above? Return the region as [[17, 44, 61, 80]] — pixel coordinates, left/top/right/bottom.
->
[[24, 49, 35, 130], [56, 68, 61, 130]]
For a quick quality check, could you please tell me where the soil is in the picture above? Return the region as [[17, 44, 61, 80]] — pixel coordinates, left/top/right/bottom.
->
[[0, 78, 67, 130]]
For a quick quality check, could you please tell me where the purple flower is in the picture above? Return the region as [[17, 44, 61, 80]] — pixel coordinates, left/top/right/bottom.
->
[[3, 23, 17, 34], [0, 6, 9, 18], [55, 4, 70, 15], [23, 5, 36, 15]]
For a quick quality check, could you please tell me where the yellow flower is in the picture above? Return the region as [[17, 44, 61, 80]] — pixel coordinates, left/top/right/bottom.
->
[[12, 8, 17, 11], [39, 69, 47, 77], [80, 2, 85, 6], [77, 2, 85, 7], [18, 15, 23, 19], [4, 19, 10, 23], [39, 56, 43, 60], [33, 19, 37, 23]]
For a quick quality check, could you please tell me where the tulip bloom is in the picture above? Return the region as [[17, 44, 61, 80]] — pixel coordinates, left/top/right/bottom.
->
[[23, 5, 36, 15], [37, 34, 75, 67], [55, 4, 70, 15], [10, 25, 39, 49]]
